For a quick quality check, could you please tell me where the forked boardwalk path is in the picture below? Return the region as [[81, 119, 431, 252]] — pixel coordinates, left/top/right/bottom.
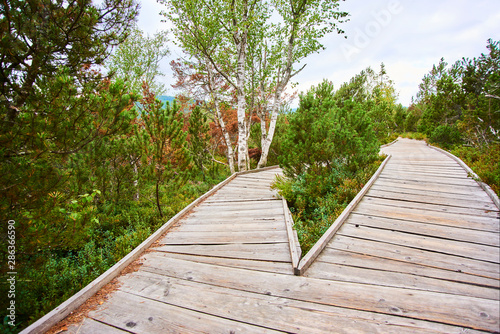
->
[[26, 139, 499, 333]]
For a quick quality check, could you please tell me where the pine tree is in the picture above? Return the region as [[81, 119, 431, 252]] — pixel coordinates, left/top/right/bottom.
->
[[136, 84, 190, 217], [188, 105, 211, 180]]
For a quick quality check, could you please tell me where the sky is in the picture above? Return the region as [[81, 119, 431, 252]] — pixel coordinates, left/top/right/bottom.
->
[[136, 0, 500, 107]]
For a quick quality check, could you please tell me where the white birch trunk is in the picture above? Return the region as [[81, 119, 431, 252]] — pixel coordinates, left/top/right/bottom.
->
[[236, 32, 248, 172], [257, 26, 298, 168], [257, 84, 284, 168], [214, 98, 235, 174], [206, 59, 236, 173], [132, 158, 140, 201]]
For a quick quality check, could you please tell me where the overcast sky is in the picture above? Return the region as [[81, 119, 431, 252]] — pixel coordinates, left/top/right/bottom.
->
[[136, 0, 500, 107]]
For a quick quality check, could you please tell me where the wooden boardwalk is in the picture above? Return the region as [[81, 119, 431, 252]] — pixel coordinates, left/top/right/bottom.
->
[[26, 139, 499, 334]]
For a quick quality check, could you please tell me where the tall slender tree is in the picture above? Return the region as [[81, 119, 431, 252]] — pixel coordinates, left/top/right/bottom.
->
[[255, 0, 348, 167], [161, 0, 268, 171], [136, 84, 190, 217], [105, 25, 170, 95]]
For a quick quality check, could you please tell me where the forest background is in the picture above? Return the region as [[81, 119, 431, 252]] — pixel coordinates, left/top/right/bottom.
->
[[0, 0, 498, 332]]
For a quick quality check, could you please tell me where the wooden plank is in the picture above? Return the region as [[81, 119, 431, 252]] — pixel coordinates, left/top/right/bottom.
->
[[159, 230, 288, 245], [188, 207, 284, 218], [20, 169, 241, 334], [157, 252, 295, 275], [378, 172, 479, 187], [347, 213, 500, 247], [362, 196, 499, 218], [383, 165, 465, 171], [354, 202, 499, 232], [327, 235, 500, 279], [380, 169, 469, 180], [204, 197, 279, 203], [297, 155, 392, 275], [305, 260, 499, 300], [211, 188, 277, 196], [66, 318, 130, 334], [88, 290, 281, 333], [118, 270, 482, 334], [181, 216, 285, 224], [282, 198, 301, 272], [429, 144, 500, 209], [375, 178, 492, 197], [368, 185, 497, 210], [209, 189, 277, 196], [196, 200, 282, 211], [170, 221, 286, 232], [337, 224, 500, 263], [315, 248, 500, 289], [141, 255, 500, 332], [155, 242, 292, 262]]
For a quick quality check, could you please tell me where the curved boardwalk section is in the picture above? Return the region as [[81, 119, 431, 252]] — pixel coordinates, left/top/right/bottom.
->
[[305, 138, 499, 333], [37, 139, 499, 333]]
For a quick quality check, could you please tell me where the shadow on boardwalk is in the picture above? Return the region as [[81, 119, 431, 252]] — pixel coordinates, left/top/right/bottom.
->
[[27, 139, 500, 334]]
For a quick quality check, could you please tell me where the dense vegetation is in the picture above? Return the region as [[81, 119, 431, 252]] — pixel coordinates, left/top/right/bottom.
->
[[0, 0, 229, 331], [0, 0, 497, 331], [413, 39, 500, 195], [272, 69, 399, 252], [273, 39, 499, 254]]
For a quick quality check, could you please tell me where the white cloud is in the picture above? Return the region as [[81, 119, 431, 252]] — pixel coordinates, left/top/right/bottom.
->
[[135, 0, 500, 105]]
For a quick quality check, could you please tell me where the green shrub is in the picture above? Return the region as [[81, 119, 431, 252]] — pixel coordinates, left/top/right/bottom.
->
[[429, 124, 462, 148], [452, 144, 500, 196], [274, 80, 382, 254]]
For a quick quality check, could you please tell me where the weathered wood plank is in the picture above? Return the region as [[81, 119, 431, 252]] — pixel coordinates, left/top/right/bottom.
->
[[347, 213, 500, 247], [155, 252, 295, 275], [141, 255, 500, 332], [65, 318, 130, 334], [375, 178, 492, 197], [354, 202, 499, 232], [282, 198, 301, 271], [327, 235, 500, 279], [188, 207, 284, 218], [315, 248, 500, 289], [181, 216, 284, 224], [155, 242, 292, 262], [368, 186, 498, 211], [378, 172, 479, 186], [88, 290, 282, 333], [195, 199, 282, 211], [338, 223, 500, 263], [361, 196, 499, 218], [170, 221, 286, 232], [119, 270, 482, 334], [159, 230, 288, 245], [204, 197, 279, 203], [305, 260, 499, 300]]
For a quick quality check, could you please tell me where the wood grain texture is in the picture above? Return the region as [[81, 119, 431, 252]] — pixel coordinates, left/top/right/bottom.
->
[[43, 140, 499, 334]]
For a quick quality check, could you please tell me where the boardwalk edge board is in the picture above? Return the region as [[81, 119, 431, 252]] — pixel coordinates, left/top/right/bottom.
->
[[380, 138, 399, 148], [427, 144, 500, 209], [282, 197, 302, 273], [296, 154, 392, 275], [21, 166, 280, 334]]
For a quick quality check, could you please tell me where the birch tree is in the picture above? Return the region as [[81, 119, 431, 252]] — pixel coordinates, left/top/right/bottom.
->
[[256, 0, 348, 168], [105, 26, 170, 95], [161, 0, 268, 171], [171, 57, 237, 173]]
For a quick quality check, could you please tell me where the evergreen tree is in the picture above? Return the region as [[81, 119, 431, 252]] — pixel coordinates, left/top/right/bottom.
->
[[188, 105, 211, 180], [136, 84, 190, 217]]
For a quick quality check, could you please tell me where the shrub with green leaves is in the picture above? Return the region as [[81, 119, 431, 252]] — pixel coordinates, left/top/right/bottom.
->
[[429, 124, 462, 149], [275, 80, 381, 253]]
